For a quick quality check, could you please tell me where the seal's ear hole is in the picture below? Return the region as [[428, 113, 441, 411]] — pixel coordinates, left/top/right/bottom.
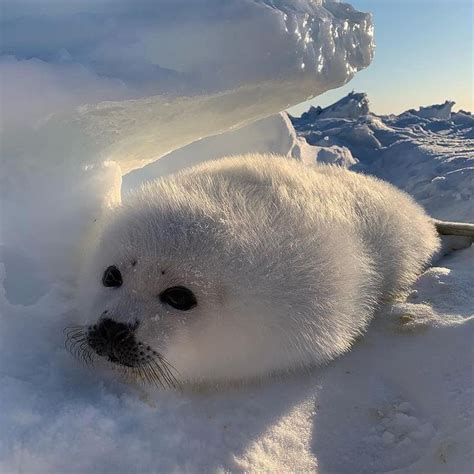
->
[[102, 265, 123, 288], [159, 286, 197, 311]]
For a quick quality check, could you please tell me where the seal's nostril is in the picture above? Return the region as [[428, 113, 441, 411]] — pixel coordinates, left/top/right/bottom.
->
[[129, 319, 140, 332]]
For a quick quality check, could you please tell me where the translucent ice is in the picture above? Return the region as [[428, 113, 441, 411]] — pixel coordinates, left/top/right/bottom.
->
[[1, 0, 374, 286]]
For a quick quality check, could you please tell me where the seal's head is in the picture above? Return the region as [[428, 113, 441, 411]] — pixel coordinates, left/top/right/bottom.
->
[[74, 155, 426, 387], [75, 157, 353, 388], [75, 190, 313, 387]]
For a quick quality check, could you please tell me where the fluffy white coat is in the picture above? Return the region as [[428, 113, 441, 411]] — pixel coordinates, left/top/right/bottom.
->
[[79, 154, 440, 384]]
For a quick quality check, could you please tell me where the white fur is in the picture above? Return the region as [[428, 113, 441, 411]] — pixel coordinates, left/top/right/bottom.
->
[[79, 154, 440, 385]]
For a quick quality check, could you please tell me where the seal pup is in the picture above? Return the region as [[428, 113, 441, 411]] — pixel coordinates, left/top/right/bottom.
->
[[72, 154, 440, 387]]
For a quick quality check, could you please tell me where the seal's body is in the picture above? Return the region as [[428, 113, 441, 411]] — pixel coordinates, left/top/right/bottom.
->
[[77, 155, 439, 386]]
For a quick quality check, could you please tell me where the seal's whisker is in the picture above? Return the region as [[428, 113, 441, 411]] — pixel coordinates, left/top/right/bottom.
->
[[66, 335, 86, 355], [150, 358, 169, 387], [64, 326, 87, 354], [150, 361, 170, 388], [159, 354, 181, 378], [146, 365, 159, 387], [142, 360, 162, 388], [65, 333, 86, 348], [64, 322, 180, 390], [155, 360, 174, 388], [69, 336, 87, 350], [134, 364, 142, 381], [123, 364, 132, 380], [63, 325, 86, 334], [79, 343, 91, 365], [137, 364, 147, 384], [64, 330, 87, 344], [143, 365, 156, 386], [161, 364, 177, 389], [67, 331, 86, 340], [157, 356, 181, 388], [87, 352, 96, 367], [154, 366, 168, 389], [137, 365, 150, 386], [152, 357, 177, 389], [162, 359, 179, 381], [82, 347, 94, 367], [72, 339, 88, 360], [65, 336, 82, 344]]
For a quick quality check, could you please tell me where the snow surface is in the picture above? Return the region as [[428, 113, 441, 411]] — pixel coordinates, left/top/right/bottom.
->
[[1, 90, 473, 473], [291, 92, 474, 222], [1, 1, 473, 470]]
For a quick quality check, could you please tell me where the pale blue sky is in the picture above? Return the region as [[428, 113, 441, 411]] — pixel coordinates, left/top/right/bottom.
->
[[289, 0, 473, 116]]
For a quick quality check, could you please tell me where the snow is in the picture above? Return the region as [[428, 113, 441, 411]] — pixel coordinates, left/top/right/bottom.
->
[[291, 92, 474, 222], [1, 1, 473, 471], [1, 88, 473, 472]]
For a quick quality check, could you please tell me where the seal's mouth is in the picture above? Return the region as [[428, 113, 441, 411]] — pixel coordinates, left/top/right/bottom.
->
[[64, 320, 180, 389]]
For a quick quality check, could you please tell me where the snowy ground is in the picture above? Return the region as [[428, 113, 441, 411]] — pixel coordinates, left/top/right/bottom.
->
[[291, 92, 474, 222], [1, 93, 473, 473]]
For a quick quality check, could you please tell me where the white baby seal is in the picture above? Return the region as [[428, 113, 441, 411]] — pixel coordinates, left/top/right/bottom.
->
[[74, 154, 440, 387]]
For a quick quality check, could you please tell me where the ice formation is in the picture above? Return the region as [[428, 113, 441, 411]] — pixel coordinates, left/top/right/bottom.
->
[[122, 113, 317, 193], [409, 100, 456, 121], [1, 0, 374, 167], [291, 92, 474, 222], [298, 90, 370, 120], [1, 0, 374, 292]]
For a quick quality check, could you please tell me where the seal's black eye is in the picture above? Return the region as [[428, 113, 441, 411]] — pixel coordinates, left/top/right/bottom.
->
[[102, 265, 122, 288], [159, 286, 197, 311]]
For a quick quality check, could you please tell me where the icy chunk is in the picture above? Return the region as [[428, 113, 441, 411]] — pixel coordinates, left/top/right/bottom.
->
[[1, 0, 374, 285], [314, 145, 358, 167], [292, 93, 474, 222], [297, 91, 370, 122], [408, 101, 456, 121], [1, 1, 374, 171], [122, 113, 317, 194]]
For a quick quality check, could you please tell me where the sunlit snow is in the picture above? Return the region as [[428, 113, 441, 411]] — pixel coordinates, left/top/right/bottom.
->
[[1, 1, 472, 472]]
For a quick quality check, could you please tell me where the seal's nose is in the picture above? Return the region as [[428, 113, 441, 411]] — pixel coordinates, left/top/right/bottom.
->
[[87, 318, 138, 360], [96, 318, 131, 342]]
